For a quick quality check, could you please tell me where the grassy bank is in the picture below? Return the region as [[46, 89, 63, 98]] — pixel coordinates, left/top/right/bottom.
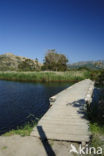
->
[[89, 123, 104, 155], [0, 70, 92, 82], [3, 120, 38, 137]]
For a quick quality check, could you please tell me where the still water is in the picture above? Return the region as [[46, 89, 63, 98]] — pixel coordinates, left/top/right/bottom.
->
[[0, 80, 70, 134]]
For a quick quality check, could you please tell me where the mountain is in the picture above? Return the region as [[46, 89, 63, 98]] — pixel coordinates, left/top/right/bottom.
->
[[70, 60, 104, 70], [0, 53, 41, 71]]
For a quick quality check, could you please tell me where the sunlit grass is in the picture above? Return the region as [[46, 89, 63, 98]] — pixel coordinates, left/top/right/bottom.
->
[[89, 123, 104, 151], [0, 70, 91, 82], [90, 123, 104, 135], [3, 121, 38, 136]]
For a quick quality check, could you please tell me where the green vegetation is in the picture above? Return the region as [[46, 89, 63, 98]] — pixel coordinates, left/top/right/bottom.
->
[[18, 58, 40, 71], [89, 123, 104, 155], [90, 123, 104, 135], [3, 120, 38, 136], [42, 49, 68, 71], [87, 87, 104, 152], [1, 146, 8, 150], [0, 70, 92, 82]]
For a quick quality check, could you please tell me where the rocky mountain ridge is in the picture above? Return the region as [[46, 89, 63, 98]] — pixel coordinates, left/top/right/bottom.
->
[[70, 60, 104, 70]]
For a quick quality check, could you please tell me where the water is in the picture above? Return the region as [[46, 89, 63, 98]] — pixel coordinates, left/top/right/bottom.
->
[[0, 80, 70, 134]]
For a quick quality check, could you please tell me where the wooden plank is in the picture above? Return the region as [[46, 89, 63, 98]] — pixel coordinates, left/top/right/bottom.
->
[[39, 121, 89, 126], [31, 131, 90, 142], [31, 79, 94, 143], [42, 116, 88, 121], [33, 127, 90, 135]]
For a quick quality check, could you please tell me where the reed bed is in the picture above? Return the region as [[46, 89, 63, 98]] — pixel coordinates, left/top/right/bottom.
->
[[0, 71, 90, 82]]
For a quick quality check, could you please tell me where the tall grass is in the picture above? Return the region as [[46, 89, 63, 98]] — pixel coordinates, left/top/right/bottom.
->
[[0, 70, 91, 82]]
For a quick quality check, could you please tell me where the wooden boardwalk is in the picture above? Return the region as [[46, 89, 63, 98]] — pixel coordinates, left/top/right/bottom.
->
[[31, 79, 94, 144]]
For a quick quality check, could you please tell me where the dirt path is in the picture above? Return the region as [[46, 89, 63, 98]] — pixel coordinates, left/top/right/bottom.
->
[[0, 135, 76, 156]]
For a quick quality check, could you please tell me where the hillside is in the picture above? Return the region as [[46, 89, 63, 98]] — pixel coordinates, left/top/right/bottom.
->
[[0, 53, 41, 71], [70, 60, 104, 70], [0, 53, 104, 71]]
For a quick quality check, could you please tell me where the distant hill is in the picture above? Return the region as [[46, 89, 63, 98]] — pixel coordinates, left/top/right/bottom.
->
[[0, 53, 103, 71], [70, 60, 104, 70], [0, 53, 41, 71]]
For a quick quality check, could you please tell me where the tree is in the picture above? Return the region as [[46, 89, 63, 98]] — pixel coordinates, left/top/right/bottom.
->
[[18, 59, 36, 71], [35, 58, 41, 71], [42, 49, 68, 71]]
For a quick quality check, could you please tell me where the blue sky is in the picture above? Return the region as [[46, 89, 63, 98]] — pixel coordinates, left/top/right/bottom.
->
[[0, 0, 104, 63]]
